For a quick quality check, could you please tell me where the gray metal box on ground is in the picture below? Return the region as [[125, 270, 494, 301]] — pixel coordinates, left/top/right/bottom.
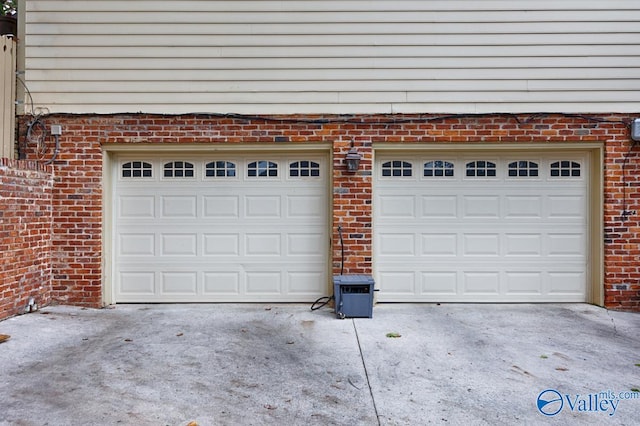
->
[[333, 275, 375, 318]]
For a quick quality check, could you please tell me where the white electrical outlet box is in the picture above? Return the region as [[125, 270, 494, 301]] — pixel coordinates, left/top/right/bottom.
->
[[632, 118, 640, 141], [51, 124, 62, 135]]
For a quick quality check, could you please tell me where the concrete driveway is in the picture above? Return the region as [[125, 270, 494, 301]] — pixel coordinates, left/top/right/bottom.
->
[[0, 303, 638, 425]]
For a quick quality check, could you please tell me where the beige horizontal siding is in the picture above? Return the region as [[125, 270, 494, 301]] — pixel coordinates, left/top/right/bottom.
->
[[30, 90, 640, 105], [24, 45, 640, 58], [23, 0, 640, 114], [25, 22, 640, 35], [26, 33, 640, 47], [26, 79, 640, 93], [26, 1, 640, 13], [25, 10, 640, 24], [27, 56, 640, 69]]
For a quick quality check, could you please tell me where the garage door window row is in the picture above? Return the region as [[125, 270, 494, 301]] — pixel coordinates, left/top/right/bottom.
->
[[121, 160, 321, 179], [381, 160, 580, 178]]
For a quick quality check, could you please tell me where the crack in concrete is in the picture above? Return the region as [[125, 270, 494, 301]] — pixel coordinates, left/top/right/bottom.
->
[[352, 319, 381, 426]]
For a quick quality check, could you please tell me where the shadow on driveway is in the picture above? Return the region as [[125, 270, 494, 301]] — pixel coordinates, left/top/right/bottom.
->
[[0, 303, 638, 425]]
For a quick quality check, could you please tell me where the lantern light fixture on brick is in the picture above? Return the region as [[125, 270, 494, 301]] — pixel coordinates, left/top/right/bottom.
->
[[631, 118, 640, 141], [345, 142, 362, 172]]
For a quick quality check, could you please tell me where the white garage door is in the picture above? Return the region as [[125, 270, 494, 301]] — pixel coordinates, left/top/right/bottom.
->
[[374, 152, 589, 302], [113, 154, 329, 302]]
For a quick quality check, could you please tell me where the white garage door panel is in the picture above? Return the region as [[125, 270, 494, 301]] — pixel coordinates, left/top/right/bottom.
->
[[114, 155, 328, 303], [375, 154, 589, 302], [119, 272, 155, 295], [119, 195, 155, 218], [162, 196, 197, 218], [203, 271, 240, 294], [203, 196, 239, 218]]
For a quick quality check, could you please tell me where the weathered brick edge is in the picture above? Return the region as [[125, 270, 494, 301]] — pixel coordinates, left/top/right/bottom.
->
[[0, 158, 53, 320], [8, 112, 640, 313]]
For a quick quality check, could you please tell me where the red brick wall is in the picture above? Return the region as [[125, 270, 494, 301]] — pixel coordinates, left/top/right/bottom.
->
[[0, 159, 53, 320], [24, 119, 104, 307], [333, 139, 372, 276], [17, 113, 639, 311], [604, 138, 640, 311]]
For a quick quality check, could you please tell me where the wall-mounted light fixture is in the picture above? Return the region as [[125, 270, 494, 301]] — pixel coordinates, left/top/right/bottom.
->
[[345, 142, 362, 173], [632, 118, 640, 142]]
